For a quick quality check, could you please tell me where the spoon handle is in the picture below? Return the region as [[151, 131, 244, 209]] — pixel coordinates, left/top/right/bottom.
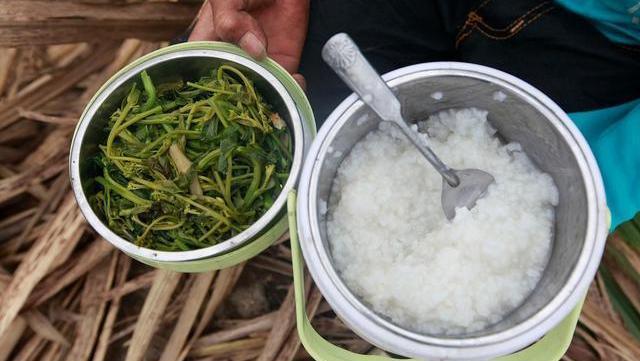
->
[[322, 33, 459, 186]]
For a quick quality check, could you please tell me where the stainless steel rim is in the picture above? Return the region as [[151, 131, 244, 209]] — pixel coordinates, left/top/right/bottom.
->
[[297, 62, 608, 359], [70, 48, 308, 262]]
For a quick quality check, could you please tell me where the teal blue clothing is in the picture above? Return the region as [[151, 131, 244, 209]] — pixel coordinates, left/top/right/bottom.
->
[[555, 1, 639, 228], [569, 100, 640, 228], [555, 0, 640, 44]]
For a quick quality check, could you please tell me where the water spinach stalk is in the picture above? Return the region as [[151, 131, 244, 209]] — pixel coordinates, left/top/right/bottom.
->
[[89, 66, 292, 251]]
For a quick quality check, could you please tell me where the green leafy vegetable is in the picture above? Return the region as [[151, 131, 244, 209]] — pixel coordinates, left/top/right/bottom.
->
[[89, 66, 292, 251]]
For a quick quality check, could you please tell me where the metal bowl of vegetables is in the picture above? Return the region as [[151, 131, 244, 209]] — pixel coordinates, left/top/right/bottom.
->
[[70, 42, 315, 272]]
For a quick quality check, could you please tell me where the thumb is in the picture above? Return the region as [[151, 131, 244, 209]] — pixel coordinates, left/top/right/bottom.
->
[[210, 1, 268, 59]]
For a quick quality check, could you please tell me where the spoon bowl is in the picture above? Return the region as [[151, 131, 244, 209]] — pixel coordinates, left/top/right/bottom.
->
[[442, 168, 495, 220]]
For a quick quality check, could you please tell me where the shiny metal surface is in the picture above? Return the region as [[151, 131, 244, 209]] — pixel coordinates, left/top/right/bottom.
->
[[296, 62, 608, 360], [322, 33, 495, 220], [70, 48, 311, 263]]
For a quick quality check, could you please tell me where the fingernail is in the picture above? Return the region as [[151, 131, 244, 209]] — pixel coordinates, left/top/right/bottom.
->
[[239, 32, 267, 59]]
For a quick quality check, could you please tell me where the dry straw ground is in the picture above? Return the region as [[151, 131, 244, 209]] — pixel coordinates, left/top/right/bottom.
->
[[0, 1, 639, 361]]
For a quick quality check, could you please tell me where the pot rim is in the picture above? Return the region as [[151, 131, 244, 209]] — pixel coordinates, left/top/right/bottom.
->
[[70, 44, 309, 262], [296, 62, 608, 360]]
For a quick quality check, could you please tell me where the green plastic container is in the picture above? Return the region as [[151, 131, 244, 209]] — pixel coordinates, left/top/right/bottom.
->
[[71, 42, 607, 361]]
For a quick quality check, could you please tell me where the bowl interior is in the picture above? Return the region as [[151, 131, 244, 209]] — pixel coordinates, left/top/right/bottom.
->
[[313, 73, 589, 338], [74, 52, 304, 261]]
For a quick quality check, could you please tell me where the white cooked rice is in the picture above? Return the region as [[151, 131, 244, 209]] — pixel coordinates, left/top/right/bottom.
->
[[327, 108, 558, 335]]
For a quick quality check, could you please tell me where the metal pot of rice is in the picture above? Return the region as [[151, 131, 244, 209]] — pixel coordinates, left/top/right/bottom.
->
[[292, 62, 608, 360]]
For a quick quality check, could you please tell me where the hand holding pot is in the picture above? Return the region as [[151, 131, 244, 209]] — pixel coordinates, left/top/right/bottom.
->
[[189, 0, 309, 88]]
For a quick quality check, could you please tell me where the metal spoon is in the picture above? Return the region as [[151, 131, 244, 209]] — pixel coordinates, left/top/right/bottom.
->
[[321, 33, 495, 220]]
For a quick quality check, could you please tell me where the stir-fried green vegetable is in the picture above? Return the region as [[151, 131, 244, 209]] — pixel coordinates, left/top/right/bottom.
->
[[89, 65, 292, 251]]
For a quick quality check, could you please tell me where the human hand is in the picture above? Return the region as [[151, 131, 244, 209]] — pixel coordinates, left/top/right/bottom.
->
[[189, 0, 309, 88]]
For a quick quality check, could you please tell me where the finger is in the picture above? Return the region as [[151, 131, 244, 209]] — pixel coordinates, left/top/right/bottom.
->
[[292, 73, 306, 91], [251, 0, 309, 73], [189, 1, 218, 41], [210, 0, 269, 59]]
